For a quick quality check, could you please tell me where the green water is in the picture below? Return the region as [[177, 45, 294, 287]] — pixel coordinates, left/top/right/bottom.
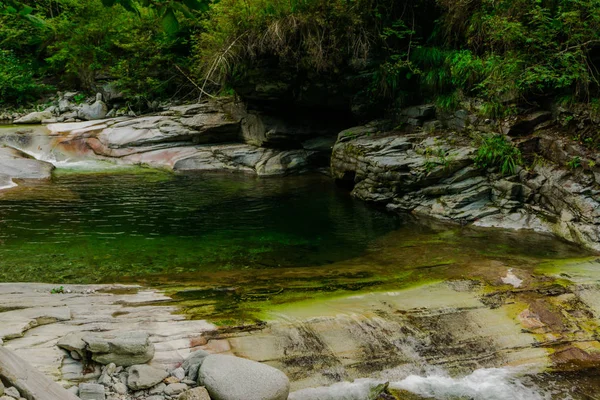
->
[[0, 171, 402, 283]]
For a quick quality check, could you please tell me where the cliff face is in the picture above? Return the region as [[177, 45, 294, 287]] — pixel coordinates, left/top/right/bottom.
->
[[331, 107, 600, 252]]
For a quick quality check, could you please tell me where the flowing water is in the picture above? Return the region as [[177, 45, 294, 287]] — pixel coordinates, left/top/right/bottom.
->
[[1, 125, 599, 398]]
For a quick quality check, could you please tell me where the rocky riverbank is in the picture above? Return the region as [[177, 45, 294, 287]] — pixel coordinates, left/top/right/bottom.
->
[[0, 97, 337, 187], [3, 255, 600, 399], [331, 106, 600, 252], [2, 96, 599, 252]]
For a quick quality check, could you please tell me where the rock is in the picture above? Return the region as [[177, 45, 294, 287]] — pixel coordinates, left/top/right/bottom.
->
[[199, 355, 289, 400], [83, 331, 155, 366], [98, 364, 116, 386], [182, 350, 209, 382], [502, 111, 552, 136], [78, 383, 105, 400], [57, 332, 87, 360], [78, 93, 108, 121], [165, 376, 181, 384], [171, 367, 185, 381], [0, 380, 4, 396], [164, 383, 188, 396], [67, 386, 78, 396], [149, 383, 166, 395], [0, 147, 54, 181], [401, 104, 435, 120], [145, 396, 165, 400], [127, 365, 169, 390], [177, 387, 211, 400], [330, 116, 600, 252], [13, 111, 53, 124], [4, 387, 19, 399], [113, 383, 127, 395]]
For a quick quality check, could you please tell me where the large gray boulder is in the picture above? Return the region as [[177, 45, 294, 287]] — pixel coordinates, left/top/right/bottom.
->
[[14, 111, 53, 124], [78, 93, 108, 121], [127, 365, 169, 390], [82, 331, 155, 366], [198, 355, 289, 400]]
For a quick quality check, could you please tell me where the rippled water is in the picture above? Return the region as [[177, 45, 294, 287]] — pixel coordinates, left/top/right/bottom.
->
[[0, 172, 403, 283]]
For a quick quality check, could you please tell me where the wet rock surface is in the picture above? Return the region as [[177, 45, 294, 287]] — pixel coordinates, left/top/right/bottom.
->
[[13, 98, 333, 178], [0, 147, 54, 186], [331, 118, 600, 251]]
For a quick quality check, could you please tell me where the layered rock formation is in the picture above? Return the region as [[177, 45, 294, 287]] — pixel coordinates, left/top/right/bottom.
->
[[37, 99, 334, 177], [331, 113, 600, 251]]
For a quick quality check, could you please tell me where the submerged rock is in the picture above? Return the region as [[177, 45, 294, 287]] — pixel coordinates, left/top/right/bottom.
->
[[199, 354, 289, 400]]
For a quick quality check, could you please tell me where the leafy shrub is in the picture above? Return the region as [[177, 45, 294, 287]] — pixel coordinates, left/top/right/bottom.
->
[[0, 49, 52, 104], [474, 134, 522, 176]]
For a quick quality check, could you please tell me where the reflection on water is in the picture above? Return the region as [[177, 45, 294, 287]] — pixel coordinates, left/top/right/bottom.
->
[[0, 173, 401, 283]]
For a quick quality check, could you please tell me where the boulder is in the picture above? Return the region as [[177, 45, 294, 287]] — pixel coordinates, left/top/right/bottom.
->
[[199, 355, 289, 400], [0, 147, 54, 180], [78, 383, 105, 400], [127, 365, 169, 390], [78, 93, 108, 121], [82, 331, 154, 366], [13, 111, 53, 124], [178, 387, 211, 400]]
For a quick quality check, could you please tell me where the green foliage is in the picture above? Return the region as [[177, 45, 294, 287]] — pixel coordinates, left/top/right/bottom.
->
[[0, 49, 52, 104], [474, 134, 522, 176], [567, 156, 582, 169], [50, 285, 65, 294]]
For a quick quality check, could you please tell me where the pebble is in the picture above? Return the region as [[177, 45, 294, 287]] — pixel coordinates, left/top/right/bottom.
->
[[164, 383, 188, 396], [113, 382, 128, 395]]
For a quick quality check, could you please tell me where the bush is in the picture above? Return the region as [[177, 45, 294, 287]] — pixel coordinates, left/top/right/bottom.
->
[[474, 134, 522, 176]]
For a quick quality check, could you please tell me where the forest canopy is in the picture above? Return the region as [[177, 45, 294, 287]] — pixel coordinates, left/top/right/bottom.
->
[[0, 0, 599, 116]]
